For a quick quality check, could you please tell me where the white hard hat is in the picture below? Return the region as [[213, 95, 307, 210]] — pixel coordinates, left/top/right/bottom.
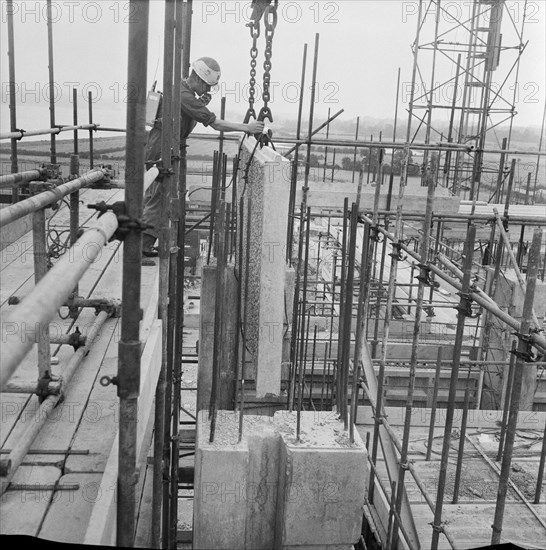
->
[[191, 57, 221, 86]]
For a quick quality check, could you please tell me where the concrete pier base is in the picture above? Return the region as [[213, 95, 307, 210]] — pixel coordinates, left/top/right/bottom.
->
[[193, 410, 368, 550]]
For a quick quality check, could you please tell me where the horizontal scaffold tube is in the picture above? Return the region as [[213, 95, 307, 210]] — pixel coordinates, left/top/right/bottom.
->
[[0, 310, 110, 495], [0, 168, 106, 228], [0, 123, 99, 141], [272, 137, 545, 157], [0, 212, 118, 391], [360, 214, 546, 354], [0, 169, 45, 189]]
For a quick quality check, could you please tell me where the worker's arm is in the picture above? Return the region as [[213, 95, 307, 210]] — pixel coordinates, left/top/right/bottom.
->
[[210, 119, 265, 134]]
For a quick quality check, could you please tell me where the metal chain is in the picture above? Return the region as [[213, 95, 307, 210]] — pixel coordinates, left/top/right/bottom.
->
[[258, 2, 277, 124], [243, 20, 260, 123]]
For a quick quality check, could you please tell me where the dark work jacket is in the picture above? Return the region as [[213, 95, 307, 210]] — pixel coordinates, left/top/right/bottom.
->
[[144, 79, 217, 163]]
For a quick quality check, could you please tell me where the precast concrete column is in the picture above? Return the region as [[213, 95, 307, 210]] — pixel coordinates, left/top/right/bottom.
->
[[239, 138, 291, 398]]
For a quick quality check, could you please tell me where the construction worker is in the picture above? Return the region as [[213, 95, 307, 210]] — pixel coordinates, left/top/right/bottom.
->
[[142, 56, 265, 256]]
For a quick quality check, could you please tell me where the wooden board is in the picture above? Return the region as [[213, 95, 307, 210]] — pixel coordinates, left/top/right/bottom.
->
[[83, 319, 162, 546], [0, 465, 61, 536], [38, 472, 104, 544]]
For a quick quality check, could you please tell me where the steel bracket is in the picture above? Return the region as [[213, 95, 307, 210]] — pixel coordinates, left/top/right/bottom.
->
[[28, 181, 56, 195], [41, 163, 63, 180], [389, 242, 406, 261], [455, 291, 480, 318], [87, 200, 153, 241], [90, 165, 116, 188], [510, 331, 534, 362], [416, 263, 440, 288], [67, 327, 86, 351], [430, 521, 444, 533], [424, 306, 436, 318], [369, 225, 383, 243]]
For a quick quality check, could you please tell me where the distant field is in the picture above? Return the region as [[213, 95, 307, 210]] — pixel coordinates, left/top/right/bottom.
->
[[1, 134, 544, 203]]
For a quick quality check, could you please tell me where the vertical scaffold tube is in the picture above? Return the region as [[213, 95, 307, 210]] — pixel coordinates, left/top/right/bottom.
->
[[491, 228, 542, 545], [431, 225, 477, 550], [116, 0, 149, 546]]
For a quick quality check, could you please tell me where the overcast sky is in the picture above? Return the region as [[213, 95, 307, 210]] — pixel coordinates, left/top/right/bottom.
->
[[1, 0, 545, 138]]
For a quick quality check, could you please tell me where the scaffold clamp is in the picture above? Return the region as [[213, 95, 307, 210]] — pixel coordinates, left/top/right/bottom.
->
[[455, 291, 479, 318], [430, 521, 444, 533], [389, 241, 406, 261], [510, 331, 534, 362], [370, 225, 383, 243], [87, 200, 153, 242], [416, 263, 440, 288]]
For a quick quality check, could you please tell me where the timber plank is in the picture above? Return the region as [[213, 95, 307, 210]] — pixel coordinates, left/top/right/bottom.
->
[[38, 472, 104, 544], [0, 465, 61, 536], [83, 320, 162, 546]]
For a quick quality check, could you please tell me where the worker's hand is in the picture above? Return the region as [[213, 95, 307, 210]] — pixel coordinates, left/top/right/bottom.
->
[[247, 120, 265, 134]]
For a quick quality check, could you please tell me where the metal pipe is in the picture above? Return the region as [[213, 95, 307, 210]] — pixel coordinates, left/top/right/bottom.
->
[[169, 2, 187, 544], [0, 169, 106, 228], [534, 419, 546, 504], [297, 209, 312, 439], [116, 2, 149, 545], [286, 42, 307, 265], [69, 155, 80, 311], [452, 373, 472, 503], [0, 310, 109, 495], [88, 92, 95, 168], [239, 198, 252, 441], [270, 136, 546, 156], [46, 0, 56, 163], [497, 341, 517, 461], [284, 108, 344, 158], [207, 151, 220, 264], [0, 170, 44, 189], [299, 210, 546, 225], [6, 0, 18, 202], [431, 225, 476, 550], [289, 205, 305, 411], [425, 347, 443, 461], [351, 117, 360, 183], [1, 213, 118, 391], [323, 108, 330, 183], [32, 208, 51, 379], [209, 201, 226, 443], [359, 215, 546, 354], [0, 123, 99, 141], [392, 161, 436, 548], [234, 197, 244, 413], [72, 88, 79, 154], [308, 325, 318, 409], [336, 199, 349, 411], [491, 228, 542, 545], [153, 1, 176, 545], [297, 311, 310, 443], [371, 148, 386, 357], [341, 204, 358, 428], [359, 378, 455, 549], [302, 33, 320, 212]]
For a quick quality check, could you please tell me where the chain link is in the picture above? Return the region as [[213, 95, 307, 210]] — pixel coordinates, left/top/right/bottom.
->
[[244, 20, 260, 123], [258, 2, 277, 124]]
